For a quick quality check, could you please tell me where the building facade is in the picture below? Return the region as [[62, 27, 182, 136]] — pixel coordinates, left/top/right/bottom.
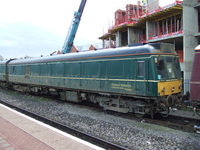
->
[[99, 0, 200, 93]]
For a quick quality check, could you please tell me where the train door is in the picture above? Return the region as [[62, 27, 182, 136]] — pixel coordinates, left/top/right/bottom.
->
[[5, 59, 16, 83], [136, 60, 147, 96]]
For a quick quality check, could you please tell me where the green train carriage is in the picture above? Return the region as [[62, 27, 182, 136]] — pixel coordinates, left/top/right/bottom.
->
[[0, 59, 14, 87], [6, 43, 182, 117], [0, 61, 7, 83]]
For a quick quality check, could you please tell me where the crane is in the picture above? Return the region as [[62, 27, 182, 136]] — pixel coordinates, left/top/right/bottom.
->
[[62, 0, 87, 54]]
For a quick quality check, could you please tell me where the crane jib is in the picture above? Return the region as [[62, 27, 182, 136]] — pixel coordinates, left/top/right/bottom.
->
[[62, 0, 87, 54]]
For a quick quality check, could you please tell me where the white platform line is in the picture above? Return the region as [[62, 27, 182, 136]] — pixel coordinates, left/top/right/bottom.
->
[[0, 104, 105, 150]]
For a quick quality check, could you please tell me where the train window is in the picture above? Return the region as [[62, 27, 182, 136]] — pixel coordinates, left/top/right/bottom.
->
[[166, 57, 175, 79], [157, 59, 166, 79], [25, 66, 30, 75], [17, 66, 23, 75], [137, 61, 145, 77], [175, 57, 182, 79], [13, 66, 15, 74]]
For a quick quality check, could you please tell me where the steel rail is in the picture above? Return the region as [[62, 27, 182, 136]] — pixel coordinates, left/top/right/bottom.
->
[[143, 115, 199, 133]]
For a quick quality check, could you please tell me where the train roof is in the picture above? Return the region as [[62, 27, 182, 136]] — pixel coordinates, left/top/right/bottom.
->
[[9, 43, 176, 65], [0, 59, 17, 65]]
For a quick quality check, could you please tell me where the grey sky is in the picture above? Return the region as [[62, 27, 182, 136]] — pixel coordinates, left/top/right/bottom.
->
[[0, 0, 175, 60]]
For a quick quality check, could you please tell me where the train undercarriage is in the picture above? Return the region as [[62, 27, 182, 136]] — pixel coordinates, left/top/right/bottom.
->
[[3, 82, 184, 118]]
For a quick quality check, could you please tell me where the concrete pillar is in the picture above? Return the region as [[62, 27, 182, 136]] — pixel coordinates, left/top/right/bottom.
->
[[174, 15, 176, 32], [128, 27, 134, 45], [181, 12, 183, 30], [157, 22, 160, 36], [182, 0, 198, 93], [166, 18, 168, 34], [109, 36, 112, 48], [146, 20, 154, 42], [171, 17, 173, 33], [116, 31, 122, 47], [102, 39, 105, 49], [128, 27, 142, 44], [162, 19, 164, 34]]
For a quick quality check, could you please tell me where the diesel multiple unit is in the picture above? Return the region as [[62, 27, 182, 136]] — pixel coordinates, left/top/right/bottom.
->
[[0, 43, 182, 117]]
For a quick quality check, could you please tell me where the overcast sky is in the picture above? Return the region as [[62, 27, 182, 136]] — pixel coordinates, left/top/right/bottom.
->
[[0, 0, 176, 60]]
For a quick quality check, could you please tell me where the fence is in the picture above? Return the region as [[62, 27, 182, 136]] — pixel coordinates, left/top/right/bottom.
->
[[149, 22, 182, 38], [183, 79, 190, 94]]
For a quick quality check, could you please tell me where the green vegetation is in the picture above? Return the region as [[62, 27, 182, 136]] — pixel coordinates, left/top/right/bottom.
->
[[138, 122, 175, 133], [35, 97, 49, 102]]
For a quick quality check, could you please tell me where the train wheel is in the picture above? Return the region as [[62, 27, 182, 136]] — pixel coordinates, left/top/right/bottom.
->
[[195, 105, 200, 116], [166, 95, 173, 107], [159, 103, 169, 117], [150, 104, 154, 118]]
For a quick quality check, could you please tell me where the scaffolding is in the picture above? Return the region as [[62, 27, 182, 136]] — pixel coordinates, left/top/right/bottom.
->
[[115, 9, 126, 26], [149, 14, 183, 39], [99, 0, 184, 52], [114, 4, 146, 27]]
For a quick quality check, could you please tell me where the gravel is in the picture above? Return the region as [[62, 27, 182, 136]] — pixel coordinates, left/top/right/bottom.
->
[[0, 88, 200, 150]]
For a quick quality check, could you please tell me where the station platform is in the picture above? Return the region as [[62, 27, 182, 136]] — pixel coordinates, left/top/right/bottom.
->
[[0, 104, 104, 150]]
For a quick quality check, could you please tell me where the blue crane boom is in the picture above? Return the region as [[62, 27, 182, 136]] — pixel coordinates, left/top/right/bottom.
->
[[62, 0, 87, 54]]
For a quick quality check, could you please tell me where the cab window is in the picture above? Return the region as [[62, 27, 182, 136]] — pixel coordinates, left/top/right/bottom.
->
[[166, 57, 175, 79], [175, 57, 182, 79], [156, 58, 166, 80]]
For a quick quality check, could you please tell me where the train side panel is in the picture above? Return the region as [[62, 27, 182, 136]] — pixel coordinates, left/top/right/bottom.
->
[[8, 54, 158, 97], [9, 65, 25, 84], [191, 46, 200, 102], [0, 61, 7, 81], [7, 54, 181, 99]]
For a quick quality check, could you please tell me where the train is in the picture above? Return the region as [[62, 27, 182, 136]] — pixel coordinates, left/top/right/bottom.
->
[[0, 43, 183, 118], [190, 45, 200, 115]]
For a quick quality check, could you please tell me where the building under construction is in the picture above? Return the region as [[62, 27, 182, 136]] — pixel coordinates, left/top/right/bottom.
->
[[99, 0, 200, 93]]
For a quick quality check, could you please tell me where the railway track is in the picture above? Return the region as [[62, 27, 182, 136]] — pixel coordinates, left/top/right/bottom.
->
[[27, 91, 200, 133], [1, 88, 200, 135], [143, 115, 200, 133], [105, 110, 200, 133], [0, 100, 128, 150]]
